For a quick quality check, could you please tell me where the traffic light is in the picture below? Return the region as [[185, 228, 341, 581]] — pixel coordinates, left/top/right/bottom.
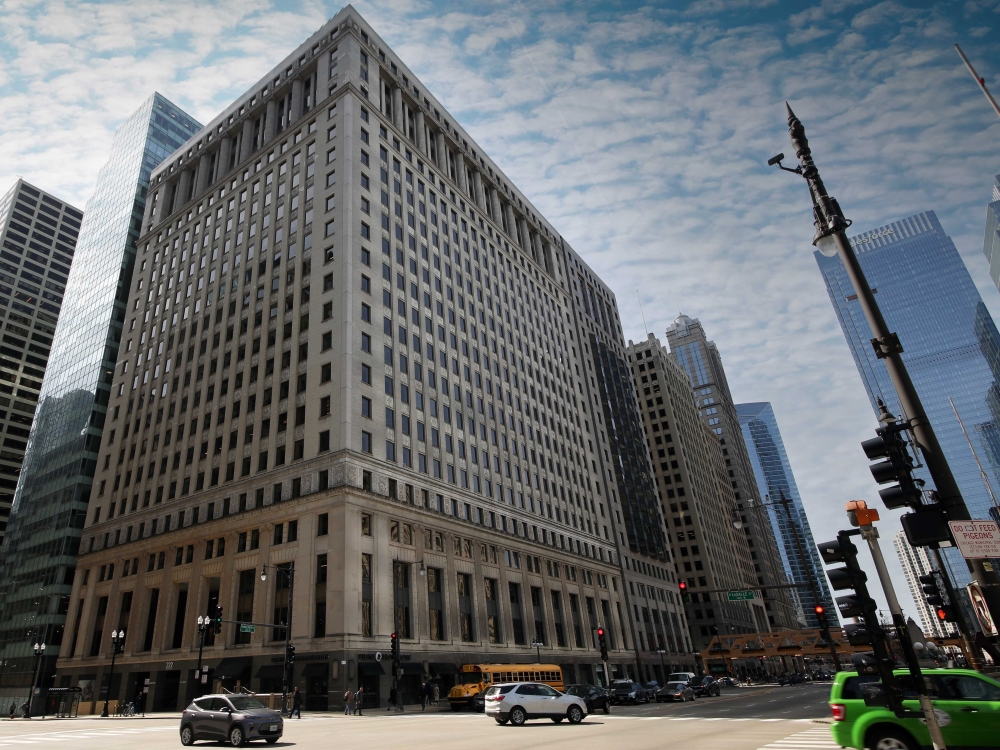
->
[[861, 425, 922, 510], [597, 627, 608, 661], [390, 632, 399, 663], [919, 573, 943, 608], [813, 604, 828, 627], [213, 605, 223, 635], [678, 580, 689, 603], [843, 623, 873, 646], [818, 533, 876, 621], [286, 644, 296, 664]]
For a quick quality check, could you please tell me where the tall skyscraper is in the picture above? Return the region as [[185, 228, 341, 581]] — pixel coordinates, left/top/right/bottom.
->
[[0, 95, 200, 710], [981, 174, 1000, 292], [666, 314, 801, 631], [0, 180, 82, 548], [893, 530, 957, 639], [737, 401, 834, 628], [53, 8, 685, 712], [816, 211, 1000, 586], [627, 333, 768, 647]]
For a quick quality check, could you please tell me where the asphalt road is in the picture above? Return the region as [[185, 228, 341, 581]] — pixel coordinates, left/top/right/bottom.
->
[[0, 684, 839, 750]]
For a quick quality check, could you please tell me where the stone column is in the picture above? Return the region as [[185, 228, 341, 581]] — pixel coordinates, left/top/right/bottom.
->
[[415, 110, 426, 154], [391, 86, 403, 130], [532, 232, 545, 268], [504, 203, 517, 241], [177, 169, 193, 210], [317, 54, 330, 101], [195, 153, 211, 195], [516, 216, 529, 252], [435, 132, 447, 172], [489, 189, 502, 225], [218, 138, 232, 180], [264, 100, 278, 142], [291, 78, 304, 124], [240, 119, 254, 163], [457, 157, 469, 195], [472, 170, 485, 209]]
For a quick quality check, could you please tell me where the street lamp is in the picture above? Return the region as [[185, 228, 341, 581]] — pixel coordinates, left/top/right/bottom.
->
[[27, 642, 45, 719], [261, 563, 295, 714], [100, 631, 124, 717], [655, 649, 666, 681], [531, 641, 544, 664], [196, 616, 209, 697]]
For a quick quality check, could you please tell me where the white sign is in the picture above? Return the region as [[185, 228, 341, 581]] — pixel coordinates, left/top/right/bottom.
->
[[968, 582, 998, 636], [948, 520, 1000, 559]]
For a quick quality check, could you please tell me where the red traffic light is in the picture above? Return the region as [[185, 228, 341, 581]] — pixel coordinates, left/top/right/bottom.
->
[[597, 627, 605, 636], [815, 605, 825, 615], [936, 608, 947, 621], [678, 581, 687, 591]]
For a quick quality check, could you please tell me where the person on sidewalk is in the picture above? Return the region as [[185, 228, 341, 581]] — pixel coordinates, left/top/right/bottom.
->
[[432, 683, 440, 706], [343, 688, 353, 716], [419, 682, 427, 711], [9, 702, 15, 720], [289, 687, 302, 719], [354, 686, 364, 715]]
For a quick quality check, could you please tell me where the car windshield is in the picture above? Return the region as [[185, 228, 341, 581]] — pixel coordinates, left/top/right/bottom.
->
[[613, 683, 634, 691], [228, 696, 267, 711], [457, 673, 484, 685], [564, 686, 587, 696], [665, 682, 687, 690]]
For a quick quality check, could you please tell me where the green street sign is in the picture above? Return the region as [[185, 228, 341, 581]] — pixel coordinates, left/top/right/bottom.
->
[[728, 590, 755, 601], [239, 623, 255, 633]]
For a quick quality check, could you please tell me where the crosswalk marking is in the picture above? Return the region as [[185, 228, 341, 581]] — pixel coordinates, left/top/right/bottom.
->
[[758, 727, 839, 750]]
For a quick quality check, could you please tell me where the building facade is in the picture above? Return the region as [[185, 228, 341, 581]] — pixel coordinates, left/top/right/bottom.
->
[[816, 211, 1000, 588], [736, 401, 834, 629], [892, 530, 958, 639], [55, 8, 689, 714], [665, 315, 801, 631], [0, 96, 200, 711], [627, 333, 769, 648], [0, 180, 81, 548]]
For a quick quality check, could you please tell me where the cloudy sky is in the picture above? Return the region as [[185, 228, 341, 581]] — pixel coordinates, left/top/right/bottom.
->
[[3, 0, 1000, 627]]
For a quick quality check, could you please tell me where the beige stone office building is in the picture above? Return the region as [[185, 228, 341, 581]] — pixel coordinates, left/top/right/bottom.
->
[[54, 6, 690, 712]]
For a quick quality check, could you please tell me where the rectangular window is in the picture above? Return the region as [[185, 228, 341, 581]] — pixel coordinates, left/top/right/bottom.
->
[[485, 577, 502, 644], [458, 572, 474, 642], [235, 570, 256, 644], [427, 567, 445, 640], [509, 582, 526, 645]]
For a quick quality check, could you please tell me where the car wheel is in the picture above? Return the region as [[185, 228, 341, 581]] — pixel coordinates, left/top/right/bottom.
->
[[228, 726, 246, 748], [180, 725, 195, 746], [568, 706, 584, 724], [509, 707, 526, 726], [495, 717, 509, 725], [603, 704, 611, 714], [869, 729, 917, 750]]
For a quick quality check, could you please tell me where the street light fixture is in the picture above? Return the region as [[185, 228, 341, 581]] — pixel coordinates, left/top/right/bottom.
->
[[531, 640, 544, 664], [27, 642, 46, 719], [100, 631, 124, 717], [196, 615, 210, 697]]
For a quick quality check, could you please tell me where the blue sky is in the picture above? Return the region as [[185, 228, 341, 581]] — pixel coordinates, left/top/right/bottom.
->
[[3, 0, 1000, 627]]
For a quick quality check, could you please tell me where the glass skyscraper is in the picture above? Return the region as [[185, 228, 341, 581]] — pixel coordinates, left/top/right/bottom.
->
[[815, 210, 1000, 588], [981, 174, 1000, 293], [737, 401, 834, 628], [0, 180, 82, 548], [0, 94, 199, 709]]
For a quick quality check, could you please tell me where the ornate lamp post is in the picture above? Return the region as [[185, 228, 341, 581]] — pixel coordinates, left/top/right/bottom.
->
[[27, 643, 45, 719], [100, 631, 124, 717], [195, 616, 209, 697]]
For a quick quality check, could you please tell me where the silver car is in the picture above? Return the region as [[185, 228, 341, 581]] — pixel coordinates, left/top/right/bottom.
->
[[180, 694, 283, 746], [656, 681, 695, 702]]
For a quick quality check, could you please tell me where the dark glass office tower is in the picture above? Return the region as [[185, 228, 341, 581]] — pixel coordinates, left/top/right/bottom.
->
[[982, 174, 1000, 293], [0, 180, 82, 548], [0, 94, 199, 709], [737, 401, 834, 628], [816, 210, 1000, 587]]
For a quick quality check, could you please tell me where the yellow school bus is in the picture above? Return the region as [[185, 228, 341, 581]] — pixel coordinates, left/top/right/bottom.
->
[[448, 663, 564, 710]]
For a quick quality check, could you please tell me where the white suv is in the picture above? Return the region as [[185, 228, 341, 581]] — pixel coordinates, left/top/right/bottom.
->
[[484, 682, 587, 726]]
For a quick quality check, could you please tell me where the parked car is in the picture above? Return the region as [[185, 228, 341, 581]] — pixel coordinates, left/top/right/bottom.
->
[[690, 676, 721, 697], [484, 682, 587, 726], [563, 684, 611, 714], [718, 677, 741, 687], [656, 681, 695, 703], [610, 680, 648, 705], [180, 694, 283, 746], [643, 681, 661, 700], [829, 668, 1000, 750], [778, 673, 805, 686], [668, 672, 697, 684]]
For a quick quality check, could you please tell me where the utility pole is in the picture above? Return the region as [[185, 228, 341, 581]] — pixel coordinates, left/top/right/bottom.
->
[[848, 502, 947, 750], [770, 104, 1000, 630]]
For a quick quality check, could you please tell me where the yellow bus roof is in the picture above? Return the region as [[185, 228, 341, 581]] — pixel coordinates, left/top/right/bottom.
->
[[458, 664, 563, 672]]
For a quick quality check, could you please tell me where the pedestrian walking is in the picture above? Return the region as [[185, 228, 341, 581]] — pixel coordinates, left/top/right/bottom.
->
[[354, 686, 364, 715], [420, 682, 427, 711], [290, 687, 302, 719], [432, 683, 439, 706], [343, 688, 353, 715], [9, 702, 15, 720], [135, 691, 145, 717]]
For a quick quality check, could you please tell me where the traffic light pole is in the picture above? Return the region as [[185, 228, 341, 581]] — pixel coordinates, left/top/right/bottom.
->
[[776, 104, 1000, 627], [859, 524, 947, 750]]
